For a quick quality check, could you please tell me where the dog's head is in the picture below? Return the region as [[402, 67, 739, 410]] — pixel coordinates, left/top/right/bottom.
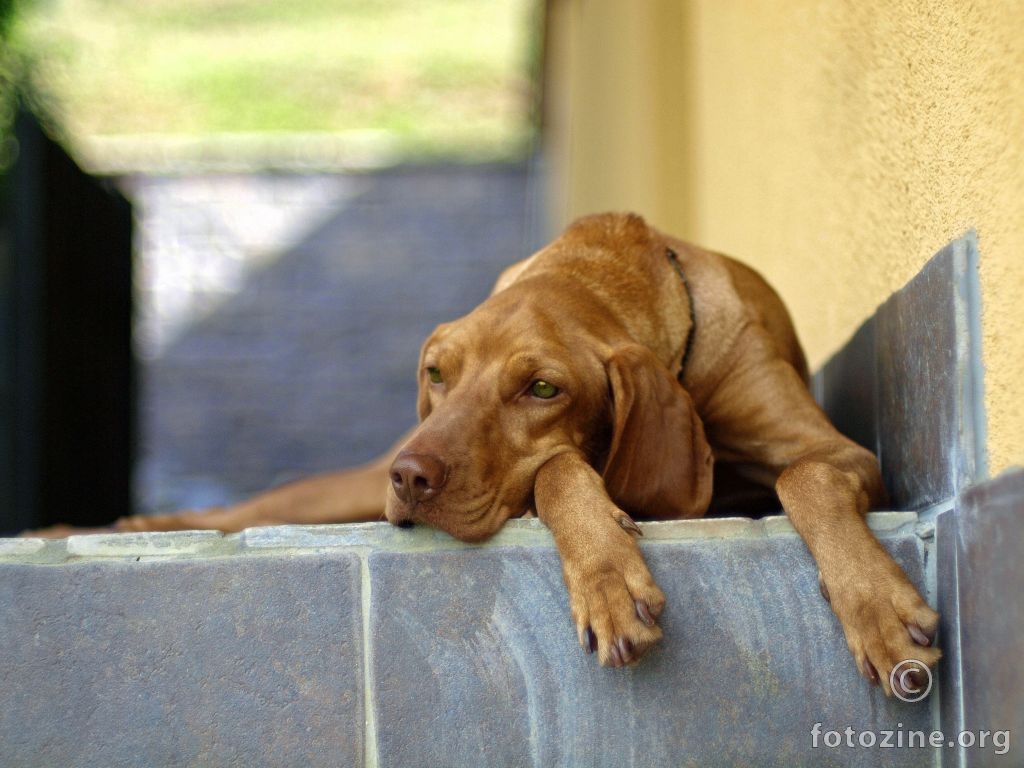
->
[[384, 215, 713, 542]]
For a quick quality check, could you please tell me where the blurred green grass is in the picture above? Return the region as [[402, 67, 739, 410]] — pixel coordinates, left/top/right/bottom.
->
[[10, 0, 538, 159]]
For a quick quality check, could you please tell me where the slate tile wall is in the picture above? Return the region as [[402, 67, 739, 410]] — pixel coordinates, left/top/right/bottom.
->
[[0, 516, 934, 768]]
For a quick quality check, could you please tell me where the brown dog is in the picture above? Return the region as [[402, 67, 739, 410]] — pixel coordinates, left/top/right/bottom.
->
[[94, 213, 940, 694]]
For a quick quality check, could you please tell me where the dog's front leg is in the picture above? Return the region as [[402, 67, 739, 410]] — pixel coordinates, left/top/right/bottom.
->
[[534, 451, 666, 667], [703, 345, 942, 696], [776, 443, 942, 697]]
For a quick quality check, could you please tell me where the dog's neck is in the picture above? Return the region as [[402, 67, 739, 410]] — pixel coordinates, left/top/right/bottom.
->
[[666, 248, 696, 384]]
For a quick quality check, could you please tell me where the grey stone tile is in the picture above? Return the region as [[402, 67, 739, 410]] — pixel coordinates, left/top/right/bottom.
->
[[954, 469, 1023, 763], [816, 232, 986, 510], [0, 554, 363, 768], [369, 534, 934, 768], [65, 529, 227, 557], [876, 232, 986, 510]]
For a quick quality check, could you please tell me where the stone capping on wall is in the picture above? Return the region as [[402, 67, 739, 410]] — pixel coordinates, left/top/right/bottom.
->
[[0, 513, 922, 565]]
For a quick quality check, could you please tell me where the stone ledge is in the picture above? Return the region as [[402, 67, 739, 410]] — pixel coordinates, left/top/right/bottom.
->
[[1, 511, 920, 564], [0, 512, 934, 767]]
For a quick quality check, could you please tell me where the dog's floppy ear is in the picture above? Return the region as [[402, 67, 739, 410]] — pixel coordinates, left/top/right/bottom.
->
[[602, 345, 714, 519]]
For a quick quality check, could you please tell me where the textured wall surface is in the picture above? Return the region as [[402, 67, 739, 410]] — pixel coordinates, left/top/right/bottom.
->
[[543, 0, 1024, 475]]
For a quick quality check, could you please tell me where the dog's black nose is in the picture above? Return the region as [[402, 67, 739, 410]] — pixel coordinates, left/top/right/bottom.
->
[[389, 451, 448, 505]]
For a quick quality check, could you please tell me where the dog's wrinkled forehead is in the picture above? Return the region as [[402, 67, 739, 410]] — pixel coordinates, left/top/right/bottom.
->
[[560, 212, 655, 252], [428, 292, 576, 364]]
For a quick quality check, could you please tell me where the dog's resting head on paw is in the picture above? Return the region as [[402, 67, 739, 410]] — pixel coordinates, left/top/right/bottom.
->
[[384, 213, 713, 542]]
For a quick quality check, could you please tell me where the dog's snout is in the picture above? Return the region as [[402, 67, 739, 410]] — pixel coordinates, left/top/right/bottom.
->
[[389, 451, 448, 505]]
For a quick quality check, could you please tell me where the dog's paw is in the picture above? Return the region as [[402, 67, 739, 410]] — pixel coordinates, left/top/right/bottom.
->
[[823, 567, 941, 698], [562, 541, 666, 668]]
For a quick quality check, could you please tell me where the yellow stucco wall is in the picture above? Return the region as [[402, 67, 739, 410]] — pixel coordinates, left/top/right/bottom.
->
[[544, 0, 1024, 476]]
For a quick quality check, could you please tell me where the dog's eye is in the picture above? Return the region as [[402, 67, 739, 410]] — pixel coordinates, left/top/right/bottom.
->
[[426, 367, 443, 384], [530, 380, 559, 399]]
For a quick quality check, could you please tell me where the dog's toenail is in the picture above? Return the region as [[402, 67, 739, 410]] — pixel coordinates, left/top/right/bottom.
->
[[635, 599, 656, 627], [395, 520, 414, 529], [583, 628, 597, 654], [608, 642, 623, 667], [908, 624, 932, 646], [617, 637, 634, 664], [617, 515, 643, 536], [864, 660, 879, 685]]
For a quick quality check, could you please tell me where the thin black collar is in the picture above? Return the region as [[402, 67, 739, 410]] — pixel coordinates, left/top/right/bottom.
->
[[666, 248, 696, 384]]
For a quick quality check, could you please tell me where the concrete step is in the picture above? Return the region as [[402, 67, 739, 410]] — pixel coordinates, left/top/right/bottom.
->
[[1, 513, 935, 768]]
